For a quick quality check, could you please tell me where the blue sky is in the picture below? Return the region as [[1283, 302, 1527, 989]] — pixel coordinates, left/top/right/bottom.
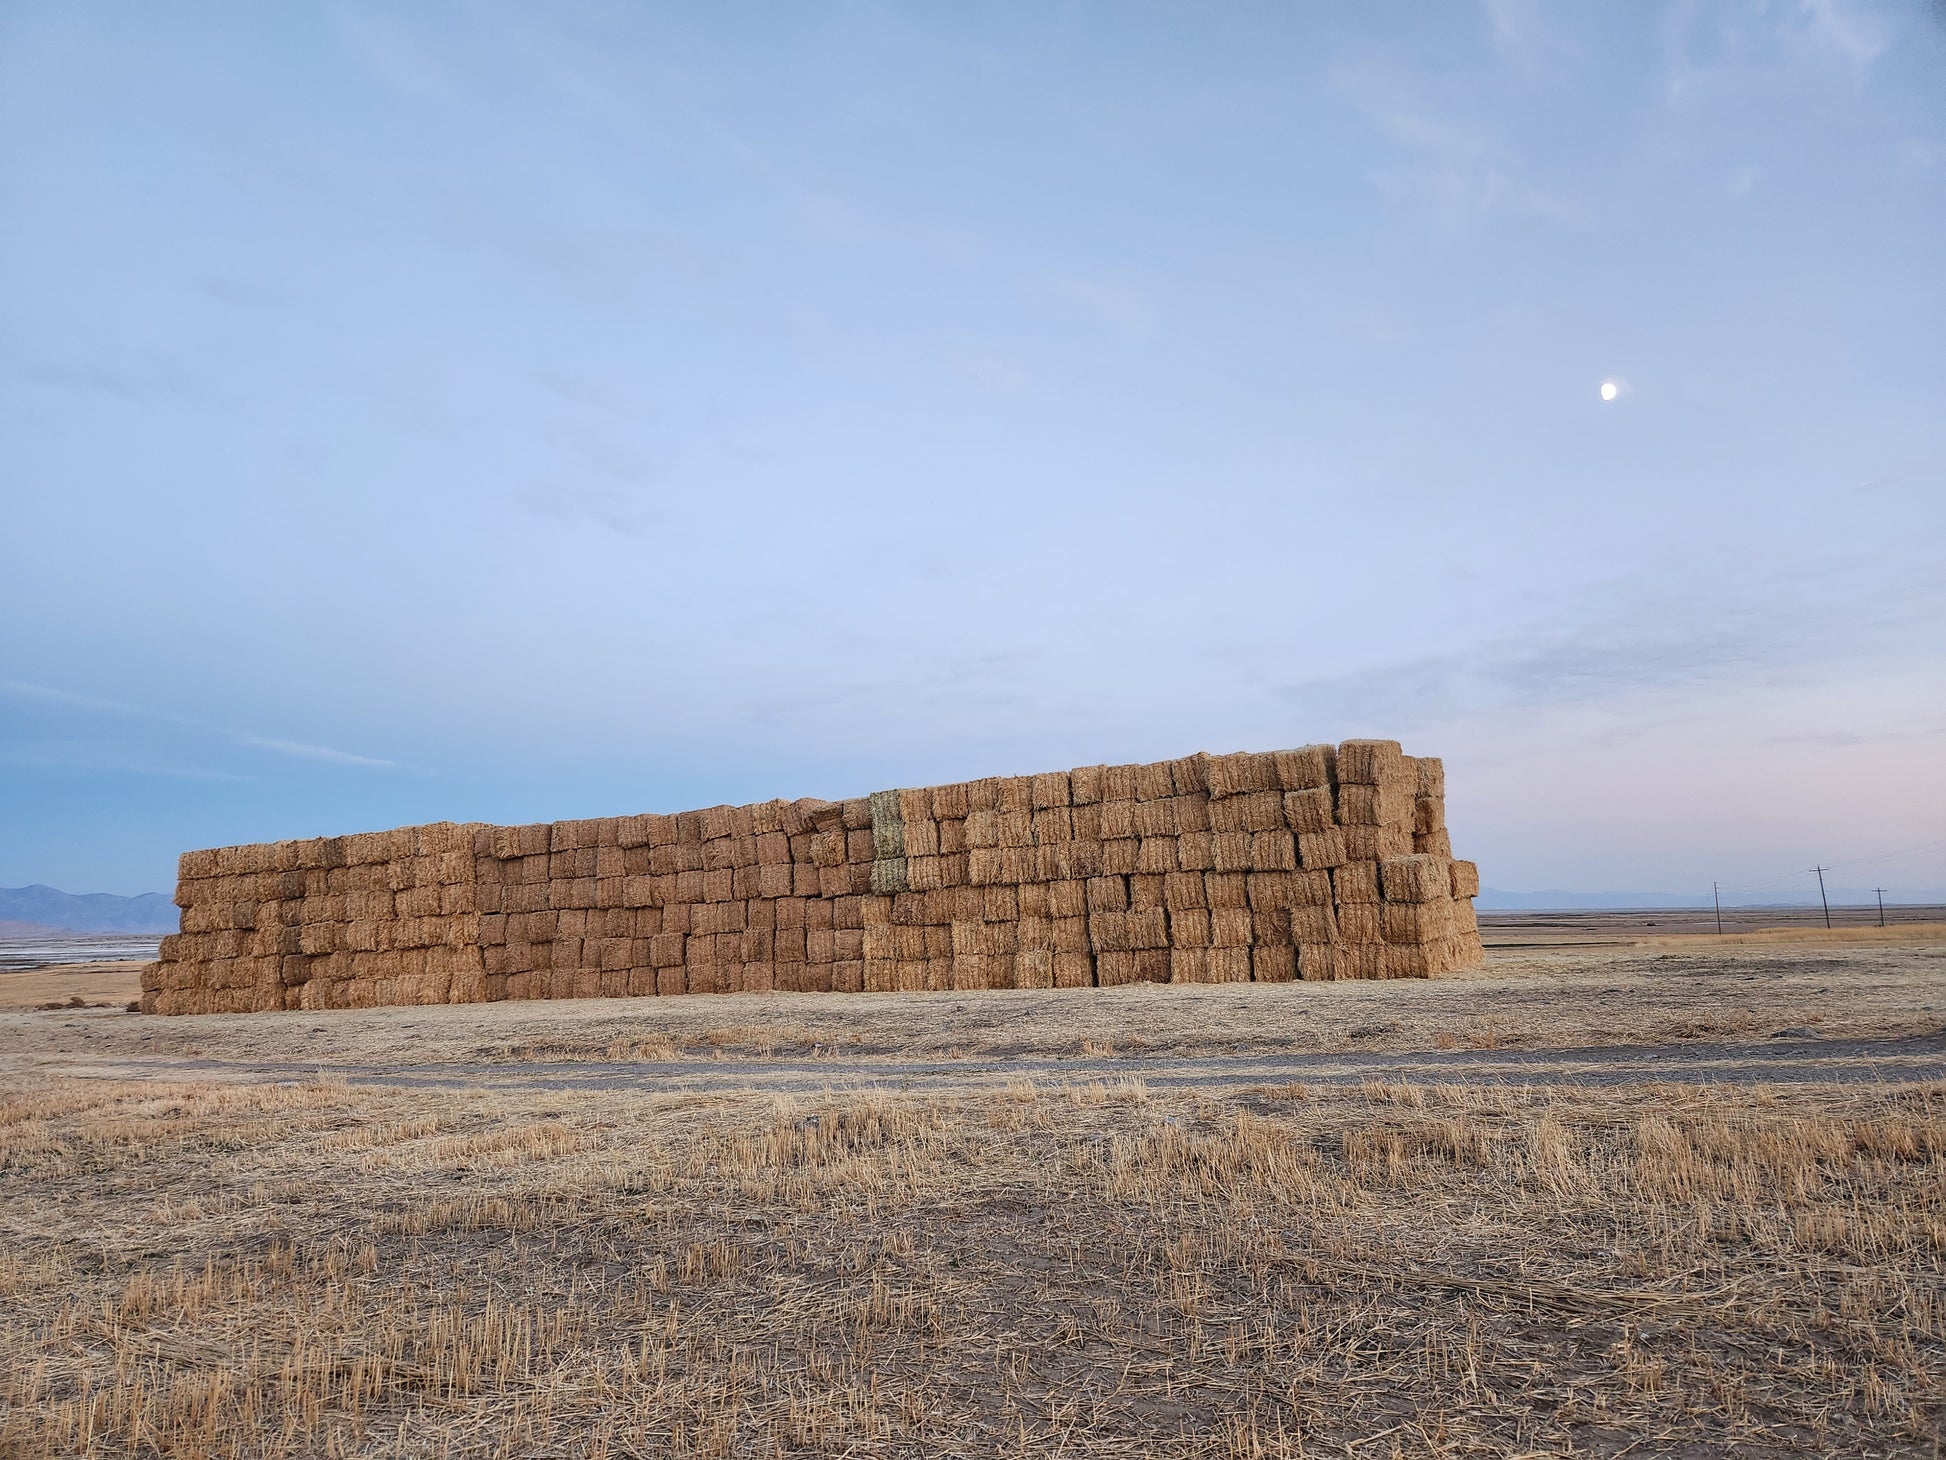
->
[[2, 1, 1942, 903]]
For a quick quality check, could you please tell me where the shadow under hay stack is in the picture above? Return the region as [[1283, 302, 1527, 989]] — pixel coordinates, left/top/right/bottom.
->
[[140, 741, 1484, 1014]]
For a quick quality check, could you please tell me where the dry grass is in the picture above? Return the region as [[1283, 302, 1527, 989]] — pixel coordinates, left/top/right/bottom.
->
[[2, 1072, 1941, 1457], [8, 939, 1942, 1079]]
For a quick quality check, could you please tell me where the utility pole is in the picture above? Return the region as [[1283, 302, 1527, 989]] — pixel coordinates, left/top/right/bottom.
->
[[1714, 881, 1723, 936], [1812, 866, 1832, 929], [1873, 887, 1886, 927]]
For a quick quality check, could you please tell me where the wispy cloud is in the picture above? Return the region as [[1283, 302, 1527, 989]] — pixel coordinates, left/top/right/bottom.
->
[[1329, 63, 1578, 231], [1660, 0, 1887, 103], [1274, 555, 1946, 728], [0, 680, 394, 769]]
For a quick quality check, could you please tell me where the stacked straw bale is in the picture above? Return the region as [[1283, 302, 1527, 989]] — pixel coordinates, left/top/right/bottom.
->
[[142, 741, 1483, 1013]]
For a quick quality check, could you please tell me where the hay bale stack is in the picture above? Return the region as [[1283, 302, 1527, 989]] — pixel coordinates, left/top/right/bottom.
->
[[146, 742, 1479, 1012]]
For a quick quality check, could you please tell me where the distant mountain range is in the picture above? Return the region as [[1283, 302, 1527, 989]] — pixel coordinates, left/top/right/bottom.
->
[[0, 886, 179, 934]]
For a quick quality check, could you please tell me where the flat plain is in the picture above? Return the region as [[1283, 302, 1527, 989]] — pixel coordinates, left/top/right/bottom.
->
[[2, 919, 1942, 1456]]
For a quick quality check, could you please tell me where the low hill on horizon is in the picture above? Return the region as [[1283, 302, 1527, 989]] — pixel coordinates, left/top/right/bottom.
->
[[0, 886, 179, 934]]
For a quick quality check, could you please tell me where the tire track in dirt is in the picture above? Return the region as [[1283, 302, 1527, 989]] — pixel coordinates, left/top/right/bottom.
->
[[29, 1030, 1946, 1097]]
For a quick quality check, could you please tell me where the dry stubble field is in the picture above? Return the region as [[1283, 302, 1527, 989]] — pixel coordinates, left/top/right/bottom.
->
[[2, 930, 1943, 1457]]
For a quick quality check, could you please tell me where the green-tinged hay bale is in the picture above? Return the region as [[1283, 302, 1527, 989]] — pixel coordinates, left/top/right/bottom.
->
[[1381, 898, 1456, 945], [1297, 944, 1342, 981], [1344, 825, 1413, 861], [1335, 782, 1415, 828], [1298, 828, 1348, 870], [1414, 795, 1445, 836], [1337, 903, 1381, 943], [1451, 858, 1481, 899], [1283, 788, 1334, 836], [1207, 751, 1278, 799], [1415, 828, 1455, 859], [869, 789, 905, 858], [870, 856, 909, 895], [1336, 739, 1403, 785], [1271, 744, 1336, 791], [1207, 947, 1252, 983], [1252, 945, 1296, 982], [1381, 853, 1451, 904]]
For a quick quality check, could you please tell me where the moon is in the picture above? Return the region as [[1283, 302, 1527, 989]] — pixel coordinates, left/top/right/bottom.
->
[[1600, 381, 1619, 401]]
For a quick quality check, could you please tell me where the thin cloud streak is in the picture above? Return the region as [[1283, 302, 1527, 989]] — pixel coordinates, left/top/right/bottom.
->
[[0, 681, 395, 770]]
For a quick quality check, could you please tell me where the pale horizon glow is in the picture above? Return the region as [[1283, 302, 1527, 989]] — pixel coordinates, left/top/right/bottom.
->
[[1, 2, 1941, 903]]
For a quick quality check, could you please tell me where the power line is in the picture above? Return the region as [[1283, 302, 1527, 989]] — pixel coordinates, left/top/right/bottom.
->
[[1811, 866, 1832, 929]]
